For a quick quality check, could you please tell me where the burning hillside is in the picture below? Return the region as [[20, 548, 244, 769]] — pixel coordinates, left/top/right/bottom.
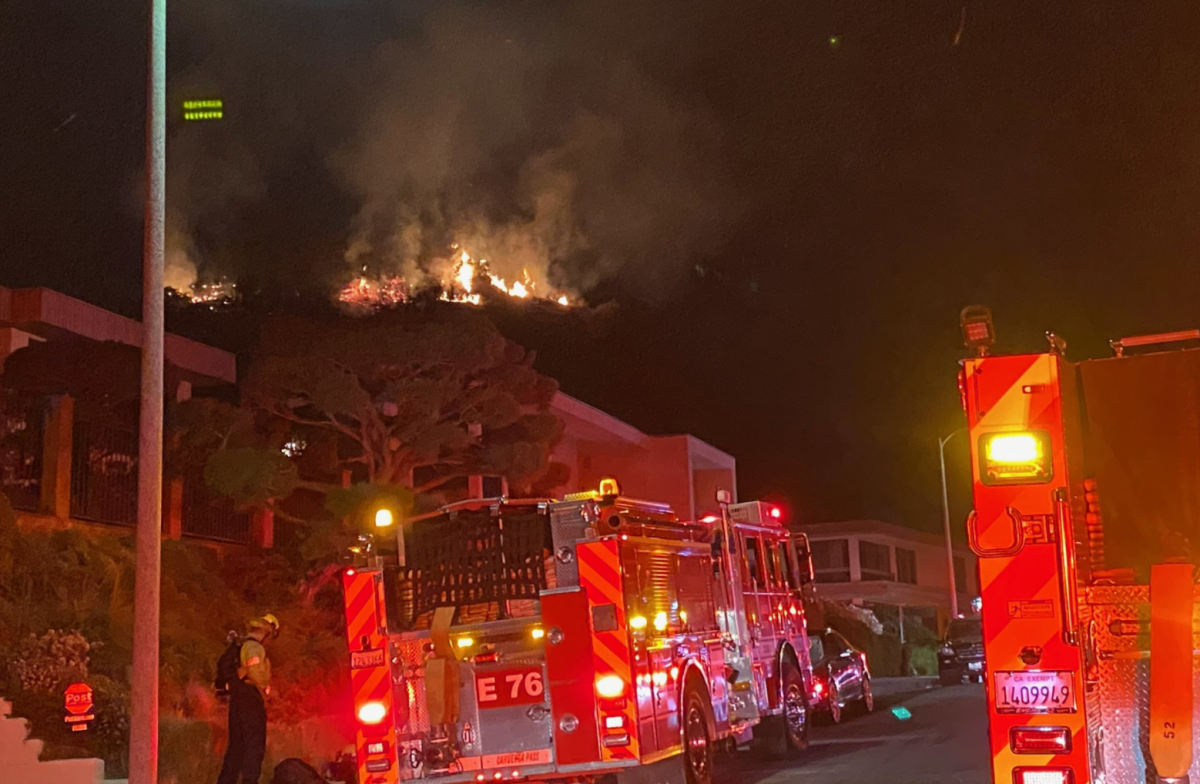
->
[[337, 243, 572, 311]]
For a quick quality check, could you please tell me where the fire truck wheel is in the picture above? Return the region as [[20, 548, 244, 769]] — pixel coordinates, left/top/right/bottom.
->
[[682, 686, 713, 784], [753, 659, 809, 757]]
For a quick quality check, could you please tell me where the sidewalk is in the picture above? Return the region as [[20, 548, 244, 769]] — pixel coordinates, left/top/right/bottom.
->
[[870, 676, 939, 698]]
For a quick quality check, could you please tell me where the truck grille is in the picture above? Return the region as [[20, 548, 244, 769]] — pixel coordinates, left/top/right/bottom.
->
[[954, 642, 984, 658]]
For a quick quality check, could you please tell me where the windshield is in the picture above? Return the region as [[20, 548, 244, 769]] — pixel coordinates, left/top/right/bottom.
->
[[947, 619, 983, 642]]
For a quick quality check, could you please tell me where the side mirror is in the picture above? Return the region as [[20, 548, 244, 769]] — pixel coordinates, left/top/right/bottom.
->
[[797, 547, 815, 587], [711, 532, 724, 577]]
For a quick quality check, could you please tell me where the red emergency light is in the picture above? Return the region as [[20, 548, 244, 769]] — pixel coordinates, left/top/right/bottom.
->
[[357, 701, 387, 725], [1011, 726, 1072, 754]]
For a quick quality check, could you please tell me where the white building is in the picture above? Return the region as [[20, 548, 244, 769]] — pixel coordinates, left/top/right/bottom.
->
[[795, 518, 977, 631]]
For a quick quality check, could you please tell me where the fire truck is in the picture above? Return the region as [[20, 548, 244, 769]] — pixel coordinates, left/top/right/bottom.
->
[[339, 480, 817, 784], [959, 305, 1200, 784]]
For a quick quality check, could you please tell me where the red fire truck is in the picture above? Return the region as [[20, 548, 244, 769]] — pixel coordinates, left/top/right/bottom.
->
[[959, 306, 1200, 784], [339, 480, 818, 784]]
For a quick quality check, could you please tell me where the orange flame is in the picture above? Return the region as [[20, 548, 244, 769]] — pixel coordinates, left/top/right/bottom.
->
[[338, 242, 570, 311]]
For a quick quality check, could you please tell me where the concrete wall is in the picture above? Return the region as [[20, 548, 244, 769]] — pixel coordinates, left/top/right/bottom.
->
[[0, 698, 104, 784], [547, 395, 737, 521]]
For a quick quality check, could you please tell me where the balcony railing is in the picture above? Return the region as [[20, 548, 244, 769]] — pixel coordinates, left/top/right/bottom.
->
[[182, 469, 252, 544], [70, 419, 139, 525]]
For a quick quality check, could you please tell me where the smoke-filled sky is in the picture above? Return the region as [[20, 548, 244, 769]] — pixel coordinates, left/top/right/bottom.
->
[[6, 1, 1200, 530]]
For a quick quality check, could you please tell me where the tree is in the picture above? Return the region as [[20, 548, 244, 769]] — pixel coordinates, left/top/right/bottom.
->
[[194, 309, 566, 518]]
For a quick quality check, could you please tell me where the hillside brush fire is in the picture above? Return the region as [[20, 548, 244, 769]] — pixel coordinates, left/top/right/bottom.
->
[[338, 245, 571, 311], [958, 306, 1200, 784], [339, 481, 820, 784], [167, 243, 572, 312]]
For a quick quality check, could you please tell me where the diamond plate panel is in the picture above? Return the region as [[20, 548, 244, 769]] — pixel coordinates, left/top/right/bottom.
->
[[1086, 585, 1200, 783]]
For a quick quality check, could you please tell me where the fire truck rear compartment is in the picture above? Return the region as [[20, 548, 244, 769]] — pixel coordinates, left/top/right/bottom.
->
[[391, 618, 560, 783], [1078, 348, 1200, 575], [384, 507, 561, 781], [1074, 349, 1200, 782]]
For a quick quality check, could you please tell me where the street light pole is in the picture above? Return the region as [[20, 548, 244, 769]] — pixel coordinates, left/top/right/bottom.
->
[[939, 429, 964, 618], [129, 1, 167, 782]]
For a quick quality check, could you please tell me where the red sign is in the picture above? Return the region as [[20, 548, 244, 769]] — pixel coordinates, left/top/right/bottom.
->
[[64, 683, 93, 716], [475, 667, 545, 709]]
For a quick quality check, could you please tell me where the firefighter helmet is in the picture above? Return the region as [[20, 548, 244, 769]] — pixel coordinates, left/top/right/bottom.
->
[[249, 613, 281, 639]]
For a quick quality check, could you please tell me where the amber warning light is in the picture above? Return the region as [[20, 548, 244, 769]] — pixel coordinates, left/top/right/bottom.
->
[[981, 431, 1052, 485]]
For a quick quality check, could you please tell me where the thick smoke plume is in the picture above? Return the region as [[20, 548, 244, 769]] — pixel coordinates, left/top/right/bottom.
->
[[167, 1, 737, 300]]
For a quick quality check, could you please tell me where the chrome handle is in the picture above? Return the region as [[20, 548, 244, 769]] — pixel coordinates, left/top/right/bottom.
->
[[1054, 489, 1079, 646], [967, 507, 1025, 557]]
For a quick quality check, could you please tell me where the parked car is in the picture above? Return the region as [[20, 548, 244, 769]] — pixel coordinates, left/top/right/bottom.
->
[[938, 616, 985, 685], [808, 628, 874, 724]]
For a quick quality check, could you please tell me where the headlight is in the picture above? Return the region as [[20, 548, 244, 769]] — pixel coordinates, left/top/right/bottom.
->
[[939, 645, 954, 657]]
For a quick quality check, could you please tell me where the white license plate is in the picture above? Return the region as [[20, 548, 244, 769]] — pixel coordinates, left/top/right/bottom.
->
[[968, 661, 983, 672], [994, 670, 1075, 714]]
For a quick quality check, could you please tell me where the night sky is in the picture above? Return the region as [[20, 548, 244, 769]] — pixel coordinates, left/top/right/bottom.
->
[[6, 1, 1200, 535]]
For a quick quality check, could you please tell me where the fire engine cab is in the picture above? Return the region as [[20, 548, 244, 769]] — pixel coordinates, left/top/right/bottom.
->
[[340, 481, 817, 784], [959, 306, 1200, 784]]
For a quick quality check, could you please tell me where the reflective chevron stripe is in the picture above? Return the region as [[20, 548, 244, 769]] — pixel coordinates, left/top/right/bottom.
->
[[577, 539, 639, 761], [965, 353, 1090, 784], [343, 568, 399, 784]]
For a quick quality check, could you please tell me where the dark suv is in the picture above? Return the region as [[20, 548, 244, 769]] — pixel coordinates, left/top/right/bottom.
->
[[938, 617, 984, 685]]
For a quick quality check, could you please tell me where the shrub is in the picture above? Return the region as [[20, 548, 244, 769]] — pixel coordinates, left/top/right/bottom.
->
[[909, 645, 938, 676]]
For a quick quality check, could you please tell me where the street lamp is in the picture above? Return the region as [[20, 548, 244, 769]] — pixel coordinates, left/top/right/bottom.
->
[[128, 2, 167, 784], [939, 428, 966, 618], [374, 507, 395, 529]]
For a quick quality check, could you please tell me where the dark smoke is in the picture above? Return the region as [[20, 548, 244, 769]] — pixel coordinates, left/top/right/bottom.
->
[[166, 0, 740, 299]]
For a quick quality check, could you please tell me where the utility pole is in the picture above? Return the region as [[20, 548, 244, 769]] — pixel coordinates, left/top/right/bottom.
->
[[939, 429, 963, 619], [129, 1, 167, 782]]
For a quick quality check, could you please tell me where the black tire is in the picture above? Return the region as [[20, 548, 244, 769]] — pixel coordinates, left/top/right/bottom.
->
[[827, 681, 844, 724], [860, 674, 875, 713], [939, 668, 962, 687], [683, 686, 713, 784], [752, 658, 809, 758]]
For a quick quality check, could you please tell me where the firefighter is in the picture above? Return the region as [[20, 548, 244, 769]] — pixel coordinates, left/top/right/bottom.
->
[[218, 614, 280, 784]]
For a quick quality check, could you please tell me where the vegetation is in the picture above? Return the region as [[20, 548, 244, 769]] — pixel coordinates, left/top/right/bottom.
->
[[821, 600, 939, 677], [0, 310, 568, 781]]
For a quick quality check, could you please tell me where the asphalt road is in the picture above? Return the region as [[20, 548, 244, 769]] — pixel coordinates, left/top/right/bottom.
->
[[721, 683, 990, 784]]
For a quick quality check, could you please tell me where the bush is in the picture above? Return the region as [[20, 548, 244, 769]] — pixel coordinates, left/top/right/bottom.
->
[[822, 604, 905, 676], [0, 502, 351, 776], [160, 718, 222, 784], [909, 645, 938, 676]]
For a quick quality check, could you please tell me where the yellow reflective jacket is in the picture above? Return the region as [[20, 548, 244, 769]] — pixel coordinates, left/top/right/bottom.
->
[[238, 638, 271, 692]]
